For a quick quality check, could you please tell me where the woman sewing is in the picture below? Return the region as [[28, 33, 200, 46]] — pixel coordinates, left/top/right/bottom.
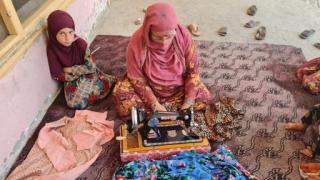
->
[[113, 2, 211, 117]]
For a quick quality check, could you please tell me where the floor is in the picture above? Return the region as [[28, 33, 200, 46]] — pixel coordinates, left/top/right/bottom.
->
[[11, 35, 318, 179], [91, 0, 320, 60]]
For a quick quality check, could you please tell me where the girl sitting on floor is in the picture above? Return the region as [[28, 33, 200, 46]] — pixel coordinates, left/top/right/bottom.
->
[[46, 10, 115, 109]]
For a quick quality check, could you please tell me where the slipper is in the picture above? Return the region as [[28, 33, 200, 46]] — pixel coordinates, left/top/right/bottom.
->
[[247, 5, 257, 16], [134, 18, 142, 25], [142, 8, 147, 13], [299, 29, 315, 39], [314, 42, 320, 49], [217, 27, 227, 36], [300, 148, 313, 157], [244, 20, 260, 28], [284, 122, 305, 130], [187, 23, 201, 36], [255, 26, 266, 40]]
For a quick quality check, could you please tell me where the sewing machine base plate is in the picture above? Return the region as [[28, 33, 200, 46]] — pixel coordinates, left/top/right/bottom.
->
[[120, 124, 211, 162]]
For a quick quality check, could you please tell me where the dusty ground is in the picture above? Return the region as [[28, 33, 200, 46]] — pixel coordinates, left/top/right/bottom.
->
[[91, 0, 320, 60]]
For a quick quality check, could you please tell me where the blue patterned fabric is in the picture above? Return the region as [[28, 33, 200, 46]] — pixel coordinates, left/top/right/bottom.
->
[[114, 145, 256, 180]]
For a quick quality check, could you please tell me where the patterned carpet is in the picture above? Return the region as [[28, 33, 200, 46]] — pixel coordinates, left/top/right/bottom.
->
[[11, 35, 320, 179]]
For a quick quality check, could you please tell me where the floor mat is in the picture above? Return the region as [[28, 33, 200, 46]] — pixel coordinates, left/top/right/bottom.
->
[[11, 35, 320, 179]]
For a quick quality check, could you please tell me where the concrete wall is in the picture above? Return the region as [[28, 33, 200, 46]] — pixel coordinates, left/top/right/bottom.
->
[[0, 0, 108, 178]]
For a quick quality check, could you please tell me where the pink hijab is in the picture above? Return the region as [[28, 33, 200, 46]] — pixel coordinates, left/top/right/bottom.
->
[[127, 3, 192, 88]]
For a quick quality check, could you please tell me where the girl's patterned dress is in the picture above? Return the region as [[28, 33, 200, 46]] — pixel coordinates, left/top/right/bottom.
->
[[57, 49, 115, 109]]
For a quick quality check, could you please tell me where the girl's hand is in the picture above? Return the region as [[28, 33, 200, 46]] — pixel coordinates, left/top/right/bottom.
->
[[63, 67, 72, 73]]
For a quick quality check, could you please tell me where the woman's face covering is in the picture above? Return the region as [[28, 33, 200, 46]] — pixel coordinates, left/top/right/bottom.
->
[[150, 29, 176, 45]]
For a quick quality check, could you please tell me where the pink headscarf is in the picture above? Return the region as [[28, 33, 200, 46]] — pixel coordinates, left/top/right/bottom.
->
[[127, 3, 192, 89], [46, 10, 87, 79]]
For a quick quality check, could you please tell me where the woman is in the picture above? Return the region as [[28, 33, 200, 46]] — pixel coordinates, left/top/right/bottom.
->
[[297, 57, 320, 95], [47, 10, 115, 109], [113, 3, 211, 117]]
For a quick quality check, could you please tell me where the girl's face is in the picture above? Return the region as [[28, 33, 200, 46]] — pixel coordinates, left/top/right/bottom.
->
[[150, 29, 176, 45], [56, 27, 75, 47]]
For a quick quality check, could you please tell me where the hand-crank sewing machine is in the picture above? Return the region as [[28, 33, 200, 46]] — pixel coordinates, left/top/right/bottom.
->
[[129, 107, 196, 142], [119, 107, 211, 162]]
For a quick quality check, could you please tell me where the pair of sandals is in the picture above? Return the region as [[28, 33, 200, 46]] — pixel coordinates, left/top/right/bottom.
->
[[244, 20, 266, 40], [216, 25, 266, 40]]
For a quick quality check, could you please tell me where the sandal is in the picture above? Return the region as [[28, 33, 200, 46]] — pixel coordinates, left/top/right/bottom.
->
[[247, 5, 257, 16], [255, 26, 266, 40], [217, 27, 227, 36], [187, 23, 201, 37], [314, 42, 320, 49], [300, 148, 314, 158], [244, 20, 260, 28], [134, 18, 142, 25], [142, 8, 147, 13], [299, 29, 315, 39], [284, 122, 306, 130]]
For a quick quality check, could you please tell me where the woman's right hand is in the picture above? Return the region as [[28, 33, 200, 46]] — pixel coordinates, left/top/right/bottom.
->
[[152, 101, 167, 112]]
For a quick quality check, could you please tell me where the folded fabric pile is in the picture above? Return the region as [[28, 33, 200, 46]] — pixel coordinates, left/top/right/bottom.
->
[[7, 110, 114, 180], [114, 145, 256, 180]]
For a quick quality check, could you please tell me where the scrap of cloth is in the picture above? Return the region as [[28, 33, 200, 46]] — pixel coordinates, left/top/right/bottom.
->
[[113, 145, 257, 180], [7, 110, 114, 180]]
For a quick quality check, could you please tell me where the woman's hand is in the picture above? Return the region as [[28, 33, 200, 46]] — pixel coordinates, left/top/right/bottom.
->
[[181, 103, 191, 110], [152, 101, 167, 112], [63, 67, 72, 74]]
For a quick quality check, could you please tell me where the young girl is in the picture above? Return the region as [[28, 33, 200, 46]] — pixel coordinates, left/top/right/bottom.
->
[[47, 10, 115, 109]]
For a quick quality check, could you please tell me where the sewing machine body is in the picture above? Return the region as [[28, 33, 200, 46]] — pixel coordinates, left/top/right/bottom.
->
[[119, 107, 211, 162], [129, 107, 198, 145]]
